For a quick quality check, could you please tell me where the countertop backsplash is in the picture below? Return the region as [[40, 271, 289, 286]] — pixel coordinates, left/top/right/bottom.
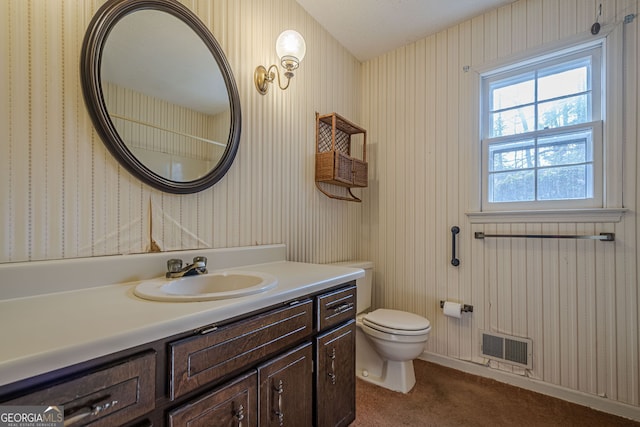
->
[[0, 244, 287, 300]]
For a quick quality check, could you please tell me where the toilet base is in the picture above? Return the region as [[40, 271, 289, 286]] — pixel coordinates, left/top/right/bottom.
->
[[356, 325, 418, 393], [357, 359, 416, 393]]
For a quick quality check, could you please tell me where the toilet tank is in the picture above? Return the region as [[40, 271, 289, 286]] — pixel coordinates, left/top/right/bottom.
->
[[329, 260, 373, 313]]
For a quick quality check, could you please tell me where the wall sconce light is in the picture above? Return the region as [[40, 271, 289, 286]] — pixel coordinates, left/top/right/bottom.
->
[[254, 30, 306, 95]]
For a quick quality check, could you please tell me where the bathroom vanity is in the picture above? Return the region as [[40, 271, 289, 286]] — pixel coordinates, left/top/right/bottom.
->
[[0, 245, 361, 427]]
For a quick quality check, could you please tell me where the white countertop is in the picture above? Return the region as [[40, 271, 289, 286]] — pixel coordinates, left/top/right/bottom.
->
[[0, 246, 363, 387]]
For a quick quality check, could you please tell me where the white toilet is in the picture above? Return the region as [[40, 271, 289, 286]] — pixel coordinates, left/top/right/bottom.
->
[[332, 261, 431, 393]]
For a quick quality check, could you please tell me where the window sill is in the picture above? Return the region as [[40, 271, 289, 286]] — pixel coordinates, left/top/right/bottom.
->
[[466, 208, 627, 224]]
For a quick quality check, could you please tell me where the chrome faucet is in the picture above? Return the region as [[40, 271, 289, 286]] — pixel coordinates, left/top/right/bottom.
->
[[166, 257, 208, 278]]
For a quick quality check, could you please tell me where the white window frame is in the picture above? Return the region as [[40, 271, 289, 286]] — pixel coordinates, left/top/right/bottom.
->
[[481, 46, 602, 211], [467, 26, 626, 224]]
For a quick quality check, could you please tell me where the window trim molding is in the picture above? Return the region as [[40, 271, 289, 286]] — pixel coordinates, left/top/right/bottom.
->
[[466, 208, 627, 224], [602, 22, 624, 209], [467, 23, 625, 221]]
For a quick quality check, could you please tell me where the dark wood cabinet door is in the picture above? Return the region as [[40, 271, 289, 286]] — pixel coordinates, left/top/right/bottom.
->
[[168, 371, 257, 427], [258, 343, 313, 427], [315, 320, 356, 427]]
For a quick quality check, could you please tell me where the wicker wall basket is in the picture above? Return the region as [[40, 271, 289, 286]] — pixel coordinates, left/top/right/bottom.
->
[[315, 112, 367, 202]]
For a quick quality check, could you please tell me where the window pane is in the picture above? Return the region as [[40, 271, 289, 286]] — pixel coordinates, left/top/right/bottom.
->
[[490, 77, 534, 110], [538, 130, 592, 167], [538, 62, 589, 101], [490, 105, 535, 137], [538, 94, 590, 129], [489, 170, 535, 202], [538, 165, 592, 200], [481, 45, 601, 209], [489, 139, 535, 171]]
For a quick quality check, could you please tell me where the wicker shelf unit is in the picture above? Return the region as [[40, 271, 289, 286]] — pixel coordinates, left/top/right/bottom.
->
[[315, 112, 367, 202]]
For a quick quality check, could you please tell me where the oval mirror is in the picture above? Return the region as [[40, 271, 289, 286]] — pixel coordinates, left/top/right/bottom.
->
[[81, 0, 241, 194]]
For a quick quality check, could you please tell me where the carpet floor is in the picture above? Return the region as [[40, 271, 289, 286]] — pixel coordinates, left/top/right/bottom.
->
[[352, 359, 639, 426]]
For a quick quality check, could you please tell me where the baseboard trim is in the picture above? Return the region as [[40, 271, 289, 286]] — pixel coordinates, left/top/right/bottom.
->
[[420, 352, 640, 423]]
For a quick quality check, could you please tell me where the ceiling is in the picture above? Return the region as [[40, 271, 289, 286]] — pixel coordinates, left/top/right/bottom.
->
[[295, 0, 516, 61]]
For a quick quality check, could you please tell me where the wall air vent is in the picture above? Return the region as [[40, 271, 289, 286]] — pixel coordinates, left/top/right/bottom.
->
[[480, 330, 532, 369]]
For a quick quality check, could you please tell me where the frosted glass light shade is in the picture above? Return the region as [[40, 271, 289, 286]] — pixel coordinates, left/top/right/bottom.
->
[[275, 30, 306, 65], [254, 30, 306, 94]]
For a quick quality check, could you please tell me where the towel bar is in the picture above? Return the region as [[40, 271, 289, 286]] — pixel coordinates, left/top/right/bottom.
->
[[474, 232, 614, 241]]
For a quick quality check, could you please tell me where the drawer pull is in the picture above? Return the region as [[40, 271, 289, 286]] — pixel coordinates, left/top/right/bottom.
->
[[328, 348, 337, 385], [234, 404, 245, 427], [199, 325, 218, 335], [273, 379, 284, 426], [64, 396, 119, 426], [332, 302, 354, 314]]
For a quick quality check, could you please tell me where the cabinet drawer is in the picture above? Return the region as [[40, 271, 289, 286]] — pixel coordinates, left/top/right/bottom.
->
[[316, 285, 356, 331], [170, 300, 313, 399], [6, 351, 156, 427]]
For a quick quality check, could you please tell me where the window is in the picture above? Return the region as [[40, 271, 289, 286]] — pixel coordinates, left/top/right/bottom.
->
[[481, 45, 603, 211]]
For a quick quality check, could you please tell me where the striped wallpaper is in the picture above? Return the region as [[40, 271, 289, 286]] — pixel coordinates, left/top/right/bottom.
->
[[361, 0, 639, 414], [1, 0, 363, 262]]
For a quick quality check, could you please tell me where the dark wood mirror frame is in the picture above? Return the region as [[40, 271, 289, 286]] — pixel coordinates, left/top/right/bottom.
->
[[81, 0, 241, 194]]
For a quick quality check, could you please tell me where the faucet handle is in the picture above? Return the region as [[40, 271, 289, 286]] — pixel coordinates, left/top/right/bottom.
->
[[167, 259, 183, 273], [193, 256, 207, 267]]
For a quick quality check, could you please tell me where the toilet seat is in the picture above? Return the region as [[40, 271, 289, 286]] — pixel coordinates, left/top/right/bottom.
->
[[363, 309, 431, 336]]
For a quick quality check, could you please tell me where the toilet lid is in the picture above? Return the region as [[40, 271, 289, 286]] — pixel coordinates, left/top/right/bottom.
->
[[363, 309, 431, 335]]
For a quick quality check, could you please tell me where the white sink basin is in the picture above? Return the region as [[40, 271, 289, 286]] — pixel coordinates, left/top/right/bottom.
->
[[134, 271, 278, 302]]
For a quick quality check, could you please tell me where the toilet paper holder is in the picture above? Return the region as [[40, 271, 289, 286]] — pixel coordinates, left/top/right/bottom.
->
[[440, 300, 474, 312]]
